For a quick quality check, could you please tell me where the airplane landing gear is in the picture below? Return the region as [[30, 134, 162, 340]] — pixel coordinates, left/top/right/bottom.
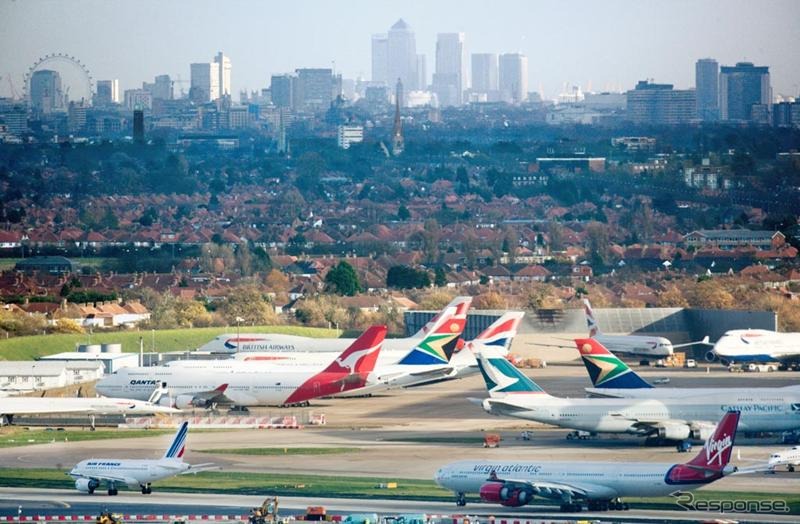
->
[[140, 484, 152, 494], [107, 481, 118, 496], [559, 502, 582, 512], [586, 499, 629, 511], [456, 492, 466, 506]]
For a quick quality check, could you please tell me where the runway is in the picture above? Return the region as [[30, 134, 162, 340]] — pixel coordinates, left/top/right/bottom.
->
[[0, 488, 797, 524]]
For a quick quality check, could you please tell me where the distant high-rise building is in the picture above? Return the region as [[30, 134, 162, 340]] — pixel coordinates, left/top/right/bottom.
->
[[151, 75, 173, 100], [719, 62, 771, 122], [270, 74, 294, 109], [433, 33, 465, 107], [626, 80, 696, 125], [124, 89, 152, 111], [133, 109, 144, 143], [214, 52, 232, 98], [95, 79, 120, 107], [499, 53, 528, 104], [471, 53, 498, 95], [387, 19, 418, 100], [773, 100, 800, 128], [371, 34, 388, 85], [190, 62, 220, 104], [695, 58, 719, 121], [30, 70, 63, 113], [416, 54, 427, 91], [295, 68, 335, 112], [67, 101, 87, 132], [392, 78, 404, 156]]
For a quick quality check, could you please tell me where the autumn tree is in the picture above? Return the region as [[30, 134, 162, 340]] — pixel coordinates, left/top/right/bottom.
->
[[473, 290, 508, 310], [324, 261, 362, 296], [219, 286, 280, 325], [656, 286, 689, 307], [174, 299, 212, 328], [686, 280, 735, 309]]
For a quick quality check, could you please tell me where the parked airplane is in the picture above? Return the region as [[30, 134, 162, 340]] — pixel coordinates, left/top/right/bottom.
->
[[576, 338, 800, 399], [0, 395, 179, 427], [70, 421, 214, 496], [95, 325, 387, 408], [197, 296, 472, 354], [435, 410, 742, 511], [582, 299, 707, 358], [769, 445, 800, 472], [473, 347, 800, 442], [709, 329, 800, 368]]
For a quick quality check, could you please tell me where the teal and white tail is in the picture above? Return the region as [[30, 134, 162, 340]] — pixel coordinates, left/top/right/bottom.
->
[[163, 421, 189, 459], [475, 349, 547, 397]]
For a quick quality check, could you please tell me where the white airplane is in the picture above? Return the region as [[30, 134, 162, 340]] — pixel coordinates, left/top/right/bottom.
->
[[70, 421, 214, 496], [96, 325, 387, 408], [473, 347, 800, 442], [0, 395, 179, 427], [582, 299, 706, 358], [709, 329, 800, 367], [197, 296, 472, 354], [576, 337, 800, 399], [769, 445, 800, 472], [435, 410, 742, 511]]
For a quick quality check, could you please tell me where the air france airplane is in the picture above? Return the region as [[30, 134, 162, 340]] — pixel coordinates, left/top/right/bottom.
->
[[70, 421, 214, 496], [474, 347, 800, 442], [435, 410, 741, 511], [710, 329, 800, 367], [576, 338, 800, 399], [96, 325, 387, 408]]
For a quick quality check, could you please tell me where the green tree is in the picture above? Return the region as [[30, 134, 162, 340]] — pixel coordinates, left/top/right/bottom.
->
[[397, 205, 411, 221], [387, 265, 431, 289], [434, 266, 447, 287], [324, 261, 362, 296]]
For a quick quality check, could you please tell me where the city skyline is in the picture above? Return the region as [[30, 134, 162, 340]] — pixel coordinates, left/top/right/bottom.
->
[[1, 0, 799, 101]]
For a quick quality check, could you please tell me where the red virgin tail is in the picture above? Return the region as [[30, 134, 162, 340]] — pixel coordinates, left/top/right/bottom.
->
[[687, 410, 740, 470], [322, 325, 386, 374]]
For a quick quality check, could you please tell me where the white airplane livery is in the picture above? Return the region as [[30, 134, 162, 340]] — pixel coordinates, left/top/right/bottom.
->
[[710, 328, 800, 366], [582, 299, 674, 357], [70, 421, 214, 496], [769, 445, 800, 472], [474, 347, 800, 441], [435, 410, 742, 511], [0, 395, 178, 426]]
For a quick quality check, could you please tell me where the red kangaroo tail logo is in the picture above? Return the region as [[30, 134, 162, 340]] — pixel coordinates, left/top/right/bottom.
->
[[323, 325, 386, 374], [689, 410, 740, 470]]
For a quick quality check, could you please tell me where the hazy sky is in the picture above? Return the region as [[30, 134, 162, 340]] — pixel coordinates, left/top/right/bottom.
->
[[2, 0, 799, 100]]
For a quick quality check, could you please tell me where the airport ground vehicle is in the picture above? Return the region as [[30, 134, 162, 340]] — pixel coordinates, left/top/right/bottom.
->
[[483, 433, 501, 448], [566, 430, 595, 440], [249, 496, 278, 524]]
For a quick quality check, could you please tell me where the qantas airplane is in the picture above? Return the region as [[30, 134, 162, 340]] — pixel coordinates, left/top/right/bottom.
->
[[0, 395, 178, 427], [197, 296, 472, 354], [70, 421, 214, 496], [577, 337, 800, 399], [473, 347, 800, 442], [95, 325, 387, 408], [435, 410, 742, 511], [709, 329, 800, 367]]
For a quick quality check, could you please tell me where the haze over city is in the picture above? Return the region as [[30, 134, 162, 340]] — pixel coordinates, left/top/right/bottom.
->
[[2, 0, 800, 99]]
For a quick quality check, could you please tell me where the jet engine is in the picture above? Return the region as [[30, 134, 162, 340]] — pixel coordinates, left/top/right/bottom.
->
[[657, 423, 691, 441], [75, 478, 100, 493], [705, 350, 718, 363], [479, 482, 534, 507], [174, 394, 205, 409], [690, 422, 716, 441]]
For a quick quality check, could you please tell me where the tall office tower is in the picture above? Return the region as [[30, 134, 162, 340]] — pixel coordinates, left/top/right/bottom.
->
[[133, 109, 144, 143], [695, 58, 719, 121], [392, 78, 404, 156], [67, 101, 87, 132], [190, 62, 220, 104], [270, 74, 294, 108], [371, 34, 388, 85], [95, 79, 120, 107], [214, 52, 232, 97], [626, 80, 696, 124], [30, 70, 63, 113], [719, 62, 771, 122], [152, 74, 173, 100], [433, 33, 465, 107], [416, 54, 427, 91], [387, 18, 418, 100], [499, 53, 528, 104], [295, 68, 334, 112], [471, 53, 499, 95]]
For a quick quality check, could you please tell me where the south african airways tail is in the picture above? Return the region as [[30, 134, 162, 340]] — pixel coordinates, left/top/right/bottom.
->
[[575, 338, 653, 389]]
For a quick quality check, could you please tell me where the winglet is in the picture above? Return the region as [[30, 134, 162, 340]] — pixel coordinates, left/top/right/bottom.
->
[[163, 421, 189, 459], [575, 338, 653, 389]]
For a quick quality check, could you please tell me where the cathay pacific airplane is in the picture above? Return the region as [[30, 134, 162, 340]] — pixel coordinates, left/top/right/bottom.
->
[[435, 410, 742, 511], [95, 325, 387, 408], [576, 338, 800, 399], [709, 329, 800, 367], [70, 421, 215, 496], [473, 347, 800, 442]]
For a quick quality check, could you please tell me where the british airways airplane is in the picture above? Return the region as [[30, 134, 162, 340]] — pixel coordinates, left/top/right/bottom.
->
[[69, 421, 214, 496], [435, 410, 742, 511], [710, 329, 800, 367]]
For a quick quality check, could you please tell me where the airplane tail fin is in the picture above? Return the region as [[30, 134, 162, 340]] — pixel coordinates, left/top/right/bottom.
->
[[583, 298, 601, 337], [399, 306, 465, 366], [323, 325, 387, 374], [467, 311, 524, 355], [475, 348, 547, 397], [687, 410, 740, 471], [410, 296, 472, 339], [163, 421, 189, 459], [575, 338, 653, 389]]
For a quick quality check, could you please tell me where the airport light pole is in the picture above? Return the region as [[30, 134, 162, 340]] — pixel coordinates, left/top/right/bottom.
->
[[235, 316, 244, 349]]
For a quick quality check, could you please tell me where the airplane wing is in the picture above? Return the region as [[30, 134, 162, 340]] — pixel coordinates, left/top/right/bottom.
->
[[177, 384, 232, 409], [483, 398, 532, 414], [673, 336, 712, 349], [179, 463, 220, 474], [73, 472, 140, 488]]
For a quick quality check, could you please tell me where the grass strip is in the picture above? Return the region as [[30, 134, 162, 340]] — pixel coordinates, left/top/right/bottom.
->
[[199, 447, 361, 456], [0, 428, 173, 448]]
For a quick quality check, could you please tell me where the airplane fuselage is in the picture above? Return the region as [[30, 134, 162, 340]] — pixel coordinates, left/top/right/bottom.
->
[[592, 334, 673, 357], [70, 457, 189, 488], [586, 385, 800, 399], [713, 329, 800, 364]]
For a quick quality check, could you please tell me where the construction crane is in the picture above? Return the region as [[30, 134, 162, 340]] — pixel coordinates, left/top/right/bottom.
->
[[0, 74, 20, 100]]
